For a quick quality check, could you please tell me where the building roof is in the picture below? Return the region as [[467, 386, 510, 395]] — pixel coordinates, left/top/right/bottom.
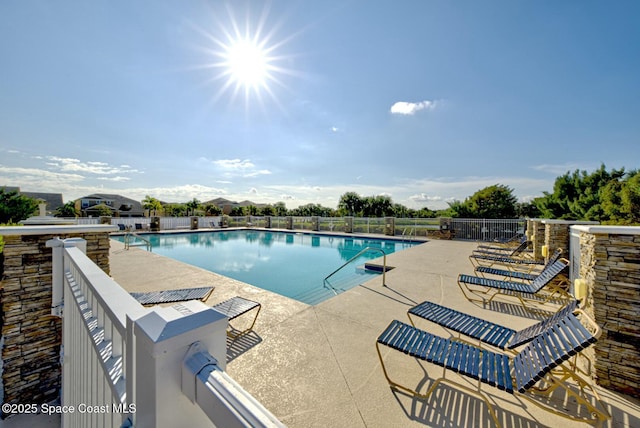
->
[[22, 192, 64, 212], [77, 193, 144, 214], [1, 186, 64, 213]]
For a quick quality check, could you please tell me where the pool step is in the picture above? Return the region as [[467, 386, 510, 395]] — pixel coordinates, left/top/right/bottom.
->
[[293, 267, 382, 305]]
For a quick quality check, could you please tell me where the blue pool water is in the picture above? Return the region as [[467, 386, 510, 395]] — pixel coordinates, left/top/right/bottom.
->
[[114, 230, 418, 304]]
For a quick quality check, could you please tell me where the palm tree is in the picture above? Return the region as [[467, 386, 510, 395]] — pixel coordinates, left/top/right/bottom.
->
[[55, 201, 79, 218], [338, 192, 363, 216], [142, 195, 163, 216], [185, 198, 201, 216]]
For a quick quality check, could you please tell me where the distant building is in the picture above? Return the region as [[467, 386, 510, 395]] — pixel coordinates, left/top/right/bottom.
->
[[204, 197, 267, 215], [75, 193, 144, 217], [1, 186, 64, 215]]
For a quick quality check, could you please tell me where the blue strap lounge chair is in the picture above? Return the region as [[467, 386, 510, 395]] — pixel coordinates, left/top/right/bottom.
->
[[376, 310, 609, 427], [458, 259, 571, 307], [408, 300, 578, 351], [469, 247, 561, 272], [474, 249, 563, 281], [472, 240, 530, 258], [476, 234, 525, 250], [477, 235, 527, 251]]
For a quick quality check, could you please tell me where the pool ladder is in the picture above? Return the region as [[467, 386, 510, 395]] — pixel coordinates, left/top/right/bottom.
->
[[323, 247, 387, 294], [124, 231, 152, 251], [402, 227, 416, 242]]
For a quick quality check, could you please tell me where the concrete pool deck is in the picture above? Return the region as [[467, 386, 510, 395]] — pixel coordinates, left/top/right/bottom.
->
[[7, 231, 636, 427], [105, 231, 640, 428]]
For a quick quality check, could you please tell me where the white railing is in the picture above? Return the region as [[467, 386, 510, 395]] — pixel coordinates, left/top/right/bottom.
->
[[62, 243, 144, 427], [84, 216, 524, 242], [449, 218, 525, 241], [49, 238, 284, 428]]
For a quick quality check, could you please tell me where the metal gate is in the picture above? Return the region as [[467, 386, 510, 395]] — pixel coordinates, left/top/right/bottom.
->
[[450, 218, 525, 241]]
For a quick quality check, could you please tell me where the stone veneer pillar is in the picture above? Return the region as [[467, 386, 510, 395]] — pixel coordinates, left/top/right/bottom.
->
[[530, 219, 546, 261], [571, 225, 640, 397], [542, 220, 599, 261], [0, 225, 116, 407]]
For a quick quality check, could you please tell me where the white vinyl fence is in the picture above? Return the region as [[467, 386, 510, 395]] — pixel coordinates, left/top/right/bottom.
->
[[48, 238, 284, 428], [77, 215, 525, 242]]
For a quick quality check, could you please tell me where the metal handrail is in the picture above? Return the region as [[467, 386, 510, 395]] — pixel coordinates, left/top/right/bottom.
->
[[124, 231, 152, 251], [401, 227, 415, 242], [323, 247, 387, 290]]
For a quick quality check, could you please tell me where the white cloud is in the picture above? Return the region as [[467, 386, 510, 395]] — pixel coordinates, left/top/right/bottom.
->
[[409, 193, 443, 203], [390, 100, 436, 115], [249, 187, 258, 194], [45, 156, 142, 175], [531, 162, 593, 176], [0, 165, 85, 183], [244, 169, 272, 178], [97, 176, 131, 182], [213, 159, 255, 170], [208, 158, 271, 178]]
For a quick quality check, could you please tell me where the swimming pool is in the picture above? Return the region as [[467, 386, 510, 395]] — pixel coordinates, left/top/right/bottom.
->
[[114, 230, 418, 304]]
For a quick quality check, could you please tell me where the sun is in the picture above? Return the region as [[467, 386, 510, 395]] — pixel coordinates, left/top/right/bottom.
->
[[225, 39, 270, 89], [194, 3, 300, 110]]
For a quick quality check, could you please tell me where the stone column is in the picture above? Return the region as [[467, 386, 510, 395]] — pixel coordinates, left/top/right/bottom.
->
[[384, 217, 395, 236], [543, 220, 599, 261], [531, 219, 546, 261], [0, 225, 116, 409], [574, 225, 640, 397], [344, 217, 353, 233]]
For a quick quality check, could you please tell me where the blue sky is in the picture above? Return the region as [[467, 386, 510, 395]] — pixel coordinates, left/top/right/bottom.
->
[[1, 1, 639, 210]]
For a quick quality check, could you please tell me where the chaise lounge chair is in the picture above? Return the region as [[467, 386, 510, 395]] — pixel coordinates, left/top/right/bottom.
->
[[472, 240, 531, 258], [474, 248, 563, 282], [469, 247, 561, 272], [457, 259, 571, 308], [376, 309, 609, 426], [408, 299, 578, 351], [212, 296, 261, 338], [475, 234, 526, 251]]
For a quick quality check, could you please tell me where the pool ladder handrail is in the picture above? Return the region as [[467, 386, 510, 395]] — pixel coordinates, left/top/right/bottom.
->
[[124, 230, 152, 252], [323, 247, 387, 294], [402, 227, 415, 242]]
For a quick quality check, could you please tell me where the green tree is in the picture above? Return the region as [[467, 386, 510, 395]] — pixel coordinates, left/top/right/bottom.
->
[[535, 164, 625, 220], [515, 201, 541, 218], [415, 207, 437, 218], [602, 170, 640, 224], [229, 206, 245, 216], [273, 202, 288, 216], [185, 198, 201, 216], [203, 204, 222, 216], [338, 192, 363, 216], [362, 195, 393, 217], [260, 205, 275, 216], [55, 201, 79, 217], [467, 185, 517, 218], [392, 203, 411, 218], [444, 185, 517, 218], [165, 203, 186, 217], [444, 200, 472, 218], [245, 205, 259, 215], [142, 195, 163, 216], [0, 189, 38, 223], [290, 203, 334, 216]]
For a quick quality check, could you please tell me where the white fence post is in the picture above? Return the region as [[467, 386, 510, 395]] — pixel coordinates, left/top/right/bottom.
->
[[131, 300, 228, 428], [46, 237, 87, 316]]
